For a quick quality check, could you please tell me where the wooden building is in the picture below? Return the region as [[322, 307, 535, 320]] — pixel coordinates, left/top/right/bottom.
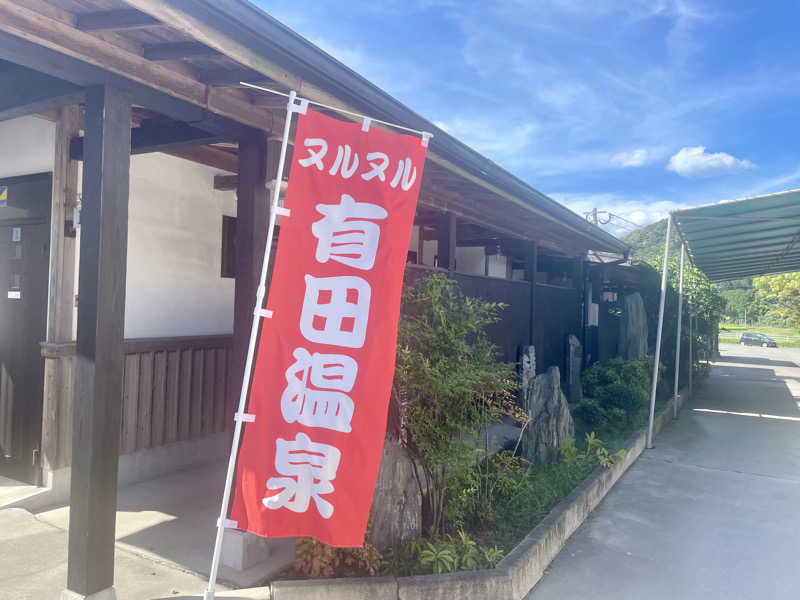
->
[[0, 1, 627, 597]]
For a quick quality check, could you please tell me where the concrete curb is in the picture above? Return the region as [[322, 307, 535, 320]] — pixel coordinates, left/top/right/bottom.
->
[[270, 389, 689, 600]]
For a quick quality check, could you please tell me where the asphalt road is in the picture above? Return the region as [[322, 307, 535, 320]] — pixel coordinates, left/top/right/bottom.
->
[[526, 344, 800, 600]]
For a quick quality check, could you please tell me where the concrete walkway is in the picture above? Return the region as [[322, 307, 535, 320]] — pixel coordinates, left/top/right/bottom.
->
[[527, 344, 800, 600], [0, 475, 38, 506], [0, 461, 272, 599]]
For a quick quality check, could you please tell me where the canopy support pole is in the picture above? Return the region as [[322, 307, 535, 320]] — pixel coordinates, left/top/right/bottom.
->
[[673, 243, 685, 418], [647, 216, 672, 449], [688, 314, 693, 398]]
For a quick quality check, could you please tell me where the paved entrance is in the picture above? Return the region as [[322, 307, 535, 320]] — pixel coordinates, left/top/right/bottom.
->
[[527, 344, 800, 600]]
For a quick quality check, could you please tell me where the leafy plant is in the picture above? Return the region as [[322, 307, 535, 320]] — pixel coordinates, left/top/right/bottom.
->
[[481, 545, 505, 567], [392, 274, 520, 534], [419, 539, 458, 574], [293, 538, 383, 578], [558, 438, 581, 467], [384, 529, 505, 576], [456, 529, 481, 570]]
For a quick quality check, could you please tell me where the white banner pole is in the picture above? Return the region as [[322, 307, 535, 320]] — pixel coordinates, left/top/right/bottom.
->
[[647, 215, 672, 449], [673, 243, 685, 418], [204, 90, 299, 600]]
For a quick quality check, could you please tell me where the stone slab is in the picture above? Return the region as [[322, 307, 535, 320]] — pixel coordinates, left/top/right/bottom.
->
[[60, 588, 116, 600], [397, 570, 512, 600]]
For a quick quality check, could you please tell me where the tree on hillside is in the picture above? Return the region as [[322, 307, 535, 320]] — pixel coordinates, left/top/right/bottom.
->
[[753, 273, 800, 326], [624, 219, 726, 327], [625, 218, 726, 363], [721, 288, 755, 322], [622, 219, 681, 264]]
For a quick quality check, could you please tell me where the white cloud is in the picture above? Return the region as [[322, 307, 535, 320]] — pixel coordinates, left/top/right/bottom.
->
[[433, 117, 538, 167], [611, 149, 649, 167], [666, 146, 753, 177]]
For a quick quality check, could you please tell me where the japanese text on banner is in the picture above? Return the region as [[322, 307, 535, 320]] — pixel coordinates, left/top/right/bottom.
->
[[231, 109, 428, 547]]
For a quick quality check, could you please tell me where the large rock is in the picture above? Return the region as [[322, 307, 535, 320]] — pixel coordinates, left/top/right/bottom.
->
[[367, 437, 421, 553], [521, 366, 574, 465], [620, 292, 648, 359]]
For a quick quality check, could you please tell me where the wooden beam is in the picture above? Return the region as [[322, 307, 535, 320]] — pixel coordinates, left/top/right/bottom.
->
[[47, 105, 80, 344], [0, 1, 271, 131], [251, 92, 293, 108], [194, 67, 273, 87], [70, 120, 226, 159], [437, 212, 457, 271], [124, 0, 314, 92], [165, 144, 237, 173], [214, 174, 238, 191], [76, 9, 159, 31], [230, 132, 269, 411], [142, 41, 220, 61], [67, 85, 131, 598], [0, 60, 84, 121], [527, 241, 538, 347]]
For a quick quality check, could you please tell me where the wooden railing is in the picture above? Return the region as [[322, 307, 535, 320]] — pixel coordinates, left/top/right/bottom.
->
[[41, 335, 233, 470], [120, 336, 232, 455]]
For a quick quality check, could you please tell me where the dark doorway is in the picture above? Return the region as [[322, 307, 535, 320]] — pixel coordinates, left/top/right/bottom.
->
[[0, 172, 51, 484]]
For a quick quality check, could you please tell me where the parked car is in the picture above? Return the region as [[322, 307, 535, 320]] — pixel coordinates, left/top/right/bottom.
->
[[739, 332, 778, 347]]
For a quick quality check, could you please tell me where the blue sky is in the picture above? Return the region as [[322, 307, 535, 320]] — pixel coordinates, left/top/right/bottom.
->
[[255, 0, 800, 235]]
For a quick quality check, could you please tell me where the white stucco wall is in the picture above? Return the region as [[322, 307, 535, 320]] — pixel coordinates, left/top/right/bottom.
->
[[0, 116, 55, 179], [0, 117, 236, 339], [123, 153, 236, 338], [486, 253, 508, 278], [456, 246, 486, 276]]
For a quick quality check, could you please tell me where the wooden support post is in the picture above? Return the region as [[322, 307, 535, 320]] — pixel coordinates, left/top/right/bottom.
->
[[47, 105, 80, 343], [437, 212, 456, 270], [230, 133, 268, 420], [66, 85, 131, 599], [526, 241, 538, 347], [574, 256, 584, 335]]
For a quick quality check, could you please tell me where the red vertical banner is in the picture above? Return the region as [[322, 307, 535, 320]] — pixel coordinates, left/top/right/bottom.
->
[[230, 109, 428, 547]]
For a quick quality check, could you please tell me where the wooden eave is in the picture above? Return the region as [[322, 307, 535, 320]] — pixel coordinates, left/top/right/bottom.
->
[[0, 0, 277, 131], [0, 0, 626, 257]]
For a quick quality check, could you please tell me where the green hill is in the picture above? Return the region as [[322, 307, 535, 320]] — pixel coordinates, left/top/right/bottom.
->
[[622, 218, 681, 265]]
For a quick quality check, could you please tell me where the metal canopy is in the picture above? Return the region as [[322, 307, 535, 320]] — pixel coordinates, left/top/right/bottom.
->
[[671, 189, 800, 281]]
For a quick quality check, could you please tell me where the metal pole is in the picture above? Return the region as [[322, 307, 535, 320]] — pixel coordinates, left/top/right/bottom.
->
[[204, 91, 298, 600], [647, 216, 672, 449], [688, 314, 693, 399], [673, 244, 685, 418]]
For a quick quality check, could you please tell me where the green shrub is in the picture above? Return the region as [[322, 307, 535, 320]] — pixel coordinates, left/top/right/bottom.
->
[[595, 382, 644, 425], [572, 399, 609, 430], [579, 357, 656, 433]]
